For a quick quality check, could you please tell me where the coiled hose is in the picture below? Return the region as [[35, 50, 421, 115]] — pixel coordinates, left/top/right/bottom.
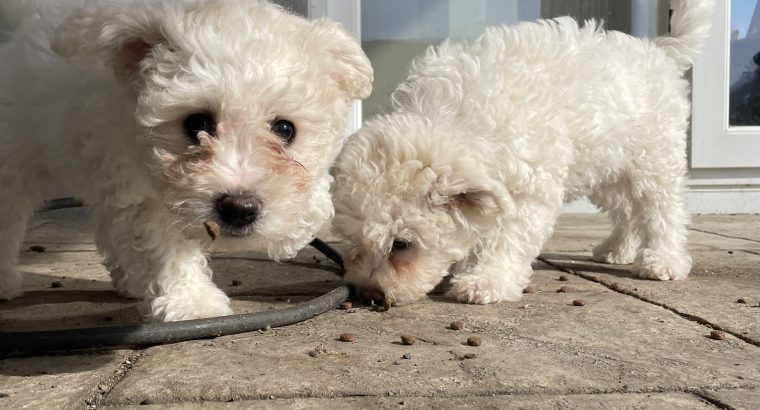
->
[[0, 198, 349, 357]]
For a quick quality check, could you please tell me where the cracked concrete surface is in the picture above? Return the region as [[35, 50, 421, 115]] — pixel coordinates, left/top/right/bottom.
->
[[1, 210, 759, 409]]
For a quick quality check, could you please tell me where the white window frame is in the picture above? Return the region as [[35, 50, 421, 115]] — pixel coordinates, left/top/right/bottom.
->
[[310, 0, 363, 135], [691, 0, 760, 168]]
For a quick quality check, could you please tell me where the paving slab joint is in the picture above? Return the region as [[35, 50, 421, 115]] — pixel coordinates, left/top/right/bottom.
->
[[82, 351, 142, 409], [688, 227, 760, 244], [101, 383, 760, 407], [690, 390, 740, 410], [536, 257, 760, 349]]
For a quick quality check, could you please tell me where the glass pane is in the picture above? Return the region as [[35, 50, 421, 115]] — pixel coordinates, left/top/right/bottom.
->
[[729, 0, 760, 126], [361, 0, 538, 120], [361, 0, 657, 120], [274, 0, 308, 17]]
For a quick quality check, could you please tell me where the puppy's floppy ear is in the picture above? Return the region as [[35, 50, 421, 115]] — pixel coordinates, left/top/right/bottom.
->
[[428, 167, 501, 221], [51, 6, 165, 81], [304, 19, 374, 100]]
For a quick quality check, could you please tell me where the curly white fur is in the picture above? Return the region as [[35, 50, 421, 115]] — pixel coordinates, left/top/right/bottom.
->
[[332, 0, 713, 305], [0, 0, 372, 321]]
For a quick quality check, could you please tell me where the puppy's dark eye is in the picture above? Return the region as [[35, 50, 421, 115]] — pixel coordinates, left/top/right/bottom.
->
[[271, 119, 296, 144], [391, 240, 411, 252], [182, 113, 216, 144]]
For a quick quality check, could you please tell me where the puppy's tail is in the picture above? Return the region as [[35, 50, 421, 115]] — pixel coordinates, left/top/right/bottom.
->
[[655, 0, 715, 71]]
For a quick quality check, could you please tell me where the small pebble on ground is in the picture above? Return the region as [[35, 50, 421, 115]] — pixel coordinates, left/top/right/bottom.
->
[[522, 286, 535, 294], [231, 279, 242, 286], [736, 298, 747, 304], [402, 353, 412, 359], [450, 321, 465, 330], [572, 299, 586, 306], [339, 333, 356, 342], [50, 281, 63, 288], [709, 330, 726, 340], [558, 275, 569, 281], [400, 335, 416, 345], [556, 286, 572, 293], [466, 337, 482, 347], [28, 245, 46, 252], [340, 301, 353, 310]]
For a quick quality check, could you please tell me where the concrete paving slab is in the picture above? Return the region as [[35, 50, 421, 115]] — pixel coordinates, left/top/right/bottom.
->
[[3, 210, 760, 409], [546, 214, 760, 253], [542, 228, 760, 344], [706, 388, 760, 410], [103, 392, 715, 409], [0, 350, 133, 409], [691, 214, 760, 243], [102, 263, 759, 406]]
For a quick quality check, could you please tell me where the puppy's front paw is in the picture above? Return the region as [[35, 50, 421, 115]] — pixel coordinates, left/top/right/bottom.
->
[[591, 242, 636, 265], [151, 287, 232, 321], [445, 274, 523, 304]]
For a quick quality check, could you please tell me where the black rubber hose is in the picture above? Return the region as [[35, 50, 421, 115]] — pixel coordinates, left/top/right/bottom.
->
[[0, 285, 348, 356], [0, 199, 349, 357], [37, 197, 85, 212]]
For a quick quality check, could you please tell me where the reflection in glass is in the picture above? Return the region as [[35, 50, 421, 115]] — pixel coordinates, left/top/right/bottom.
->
[[729, 0, 760, 126], [361, 0, 539, 119], [360, 0, 661, 120]]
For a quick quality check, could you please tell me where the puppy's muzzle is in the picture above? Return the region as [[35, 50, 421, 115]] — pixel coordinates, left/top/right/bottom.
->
[[358, 288, 386, 305], [215, 194, 261, 229]]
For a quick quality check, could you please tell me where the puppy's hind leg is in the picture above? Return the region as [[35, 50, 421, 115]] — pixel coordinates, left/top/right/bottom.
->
[[629, 168, 691, 281], [0, 180, 39, 300], [93, 205, 135, 298], [590, 179, 640, 265]]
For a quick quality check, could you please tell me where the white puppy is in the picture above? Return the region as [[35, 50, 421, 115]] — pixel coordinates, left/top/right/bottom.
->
[[0, 0, 372, 321], [332, 0, 713, 306]]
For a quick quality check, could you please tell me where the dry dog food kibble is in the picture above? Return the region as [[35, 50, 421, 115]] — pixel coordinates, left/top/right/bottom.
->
[[203, 220, 220, 241], [340, 301, 353, 310], [450, 321, 465, 330], [383, 298, 393, 311], [709, 330, 726, 340], [466, 337, 482, 347], [400, 335, 416, 345], [572, 299, 585, 306], [339, 333, 356, 342]]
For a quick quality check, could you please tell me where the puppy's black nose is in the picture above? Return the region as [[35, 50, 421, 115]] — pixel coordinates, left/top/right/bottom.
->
[[359, 288, 386, 304], [215, 194, 260, 228]]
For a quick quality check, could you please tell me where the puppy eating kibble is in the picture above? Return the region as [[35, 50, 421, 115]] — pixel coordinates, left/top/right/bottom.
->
[[0, 0, 372, 321], [332, 0, 712, 305]]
